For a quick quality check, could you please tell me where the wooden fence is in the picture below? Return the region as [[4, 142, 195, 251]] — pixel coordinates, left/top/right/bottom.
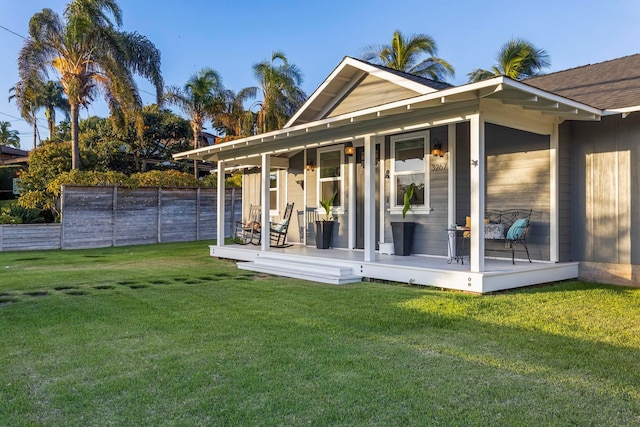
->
[[0, 186, 241, 252]]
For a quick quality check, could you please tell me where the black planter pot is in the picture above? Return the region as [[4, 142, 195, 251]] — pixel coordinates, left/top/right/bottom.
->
[[391, 221, 416, 256], [315, 220, 335, 249]]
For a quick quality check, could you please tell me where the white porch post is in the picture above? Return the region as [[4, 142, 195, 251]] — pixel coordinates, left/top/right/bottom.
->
[[260, 154, 271, 252], [303, 150, 308, 246], [447, 123, 457, 259], [469, 113, 485, 272], [348, 148, 356, 249], [216, 160, 226, 247], [363, 135, 376, 261], [378, 140, 386, 243], [550, 122, 560, 262]]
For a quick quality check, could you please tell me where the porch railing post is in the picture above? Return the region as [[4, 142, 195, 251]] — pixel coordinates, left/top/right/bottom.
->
[[470, 113, 486, 273], [217, 160, 226, 247], [261, 154, 271, 252], [363, 135, 376, 262]]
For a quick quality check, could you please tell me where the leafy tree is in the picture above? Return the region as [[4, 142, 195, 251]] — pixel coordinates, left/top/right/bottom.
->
[[130, 169, 200, 187], [165, 68, 227, 177], [18, 0, 163, 170], [0, 121, 21, 148], [253, 51, 306, 133], [467, 38, 550, 82], [361, 30, 455, 82]]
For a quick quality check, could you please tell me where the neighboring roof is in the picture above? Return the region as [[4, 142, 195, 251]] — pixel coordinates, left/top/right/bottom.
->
[[285, 57, 451, 127], [525, 54, 640, 111], [0, 145, 29, 157]]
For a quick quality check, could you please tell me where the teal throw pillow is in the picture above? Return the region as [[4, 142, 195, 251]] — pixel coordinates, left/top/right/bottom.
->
[[506, 218, 528, 240]]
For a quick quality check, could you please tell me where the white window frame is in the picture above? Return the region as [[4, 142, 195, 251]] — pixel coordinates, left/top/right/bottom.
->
[[389, 130, 431, 215], [316, 145, 345, 215], [269, 168, 279, 216]]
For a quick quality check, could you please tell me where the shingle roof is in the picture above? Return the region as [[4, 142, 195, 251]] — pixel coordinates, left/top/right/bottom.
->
[[524, 54, 640, 110]]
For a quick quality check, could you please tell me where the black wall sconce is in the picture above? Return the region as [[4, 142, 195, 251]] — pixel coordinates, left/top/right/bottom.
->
[[305, 160, 315, 172]]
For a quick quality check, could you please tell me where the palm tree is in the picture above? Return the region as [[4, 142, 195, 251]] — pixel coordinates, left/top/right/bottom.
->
[[0, 121, 21, 148], [253, 51, 306, 133], [361, 30, 455, 82], [18, 0, 163, 170], [41, 81, 70, 140], [8, 78, 41, 150], [165, 68, 227, 178], [467, 38, 550, 83], [214, 87, 258, 138]]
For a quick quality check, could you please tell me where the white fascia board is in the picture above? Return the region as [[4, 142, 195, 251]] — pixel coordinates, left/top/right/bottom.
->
[[502, 79, 603, 117], [284, 57, 355, 128], [284, 57, 438, 128], [603, 106, 640, 117]]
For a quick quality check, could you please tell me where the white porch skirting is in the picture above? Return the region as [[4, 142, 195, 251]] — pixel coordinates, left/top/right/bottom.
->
[[210, 244, 579, 294]]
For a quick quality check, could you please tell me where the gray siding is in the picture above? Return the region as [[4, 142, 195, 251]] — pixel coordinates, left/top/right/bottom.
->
[[383, 126, 451, 256], [558, 123, 573, 261], [328, 75, 419, 118], [570, 114, 640, 264]]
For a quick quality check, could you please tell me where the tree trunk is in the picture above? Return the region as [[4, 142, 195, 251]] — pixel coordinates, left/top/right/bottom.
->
[[32, 121, 37, 151], [70, 104, 80, 170], [192, 123, 200, 179]]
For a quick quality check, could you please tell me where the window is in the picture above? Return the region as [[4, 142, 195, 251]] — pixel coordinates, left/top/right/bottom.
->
[[317, 146, 344, 212], [269, 169, 279, 215], [390, 131, 430, 213]]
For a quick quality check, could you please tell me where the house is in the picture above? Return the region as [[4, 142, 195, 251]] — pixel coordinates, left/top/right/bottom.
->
[[174, 54, 640, 292], [0, 145, 29, 165]]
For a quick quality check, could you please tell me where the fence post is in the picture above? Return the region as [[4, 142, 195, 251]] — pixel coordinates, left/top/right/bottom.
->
[[112, 186, 118, 247], [157, 187, 162, 243], [60, 185, 66, 249], [196, 187, 201, 241]]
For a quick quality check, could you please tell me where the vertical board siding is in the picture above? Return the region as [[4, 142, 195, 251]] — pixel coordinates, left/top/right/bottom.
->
[[572, 114, 640, 265]]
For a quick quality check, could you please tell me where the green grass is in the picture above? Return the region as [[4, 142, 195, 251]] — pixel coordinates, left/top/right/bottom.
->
[[1, 242, 640, 426]]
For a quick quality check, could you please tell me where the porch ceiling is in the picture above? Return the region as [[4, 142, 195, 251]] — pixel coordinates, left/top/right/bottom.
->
[[174, 77, 602, 164]]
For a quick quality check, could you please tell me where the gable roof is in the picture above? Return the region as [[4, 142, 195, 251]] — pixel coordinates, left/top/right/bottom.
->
[[285, 57, 451, 127], [525, 54, 640, 111]]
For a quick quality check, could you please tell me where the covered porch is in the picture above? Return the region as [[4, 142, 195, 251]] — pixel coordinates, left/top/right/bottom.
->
[[174, 63, 601, 293]]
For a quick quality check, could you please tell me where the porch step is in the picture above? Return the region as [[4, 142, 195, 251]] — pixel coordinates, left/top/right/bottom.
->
[[237, 257, 362, 285]]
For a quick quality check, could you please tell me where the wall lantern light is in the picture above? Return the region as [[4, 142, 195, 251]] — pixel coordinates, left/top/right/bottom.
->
[[305, 160, 315, 172], [431, 139, 444, 157], [344, 142, 355, 156]]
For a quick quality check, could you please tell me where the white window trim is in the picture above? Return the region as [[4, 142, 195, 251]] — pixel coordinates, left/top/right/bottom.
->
[[316, 145, 345, 215], [269, 169, 279, 216], [389, 130, 431, 216]]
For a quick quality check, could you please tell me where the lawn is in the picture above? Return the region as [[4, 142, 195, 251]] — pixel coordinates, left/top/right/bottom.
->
[[1, 242, 639, 426]]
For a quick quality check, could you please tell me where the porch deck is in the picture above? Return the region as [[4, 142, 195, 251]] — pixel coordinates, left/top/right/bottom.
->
[[210, 244, 578, 293]]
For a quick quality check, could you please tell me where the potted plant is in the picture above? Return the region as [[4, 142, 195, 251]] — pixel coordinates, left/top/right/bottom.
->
[[315, 191, 337, 249], [391, 182, 416, 256]]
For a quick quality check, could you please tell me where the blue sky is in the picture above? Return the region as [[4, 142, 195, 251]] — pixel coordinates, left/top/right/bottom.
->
[[1, 0, 640, 149]]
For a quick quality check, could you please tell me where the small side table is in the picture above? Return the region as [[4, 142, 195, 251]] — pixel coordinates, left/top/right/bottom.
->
[[446, 228, 469, 264]]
